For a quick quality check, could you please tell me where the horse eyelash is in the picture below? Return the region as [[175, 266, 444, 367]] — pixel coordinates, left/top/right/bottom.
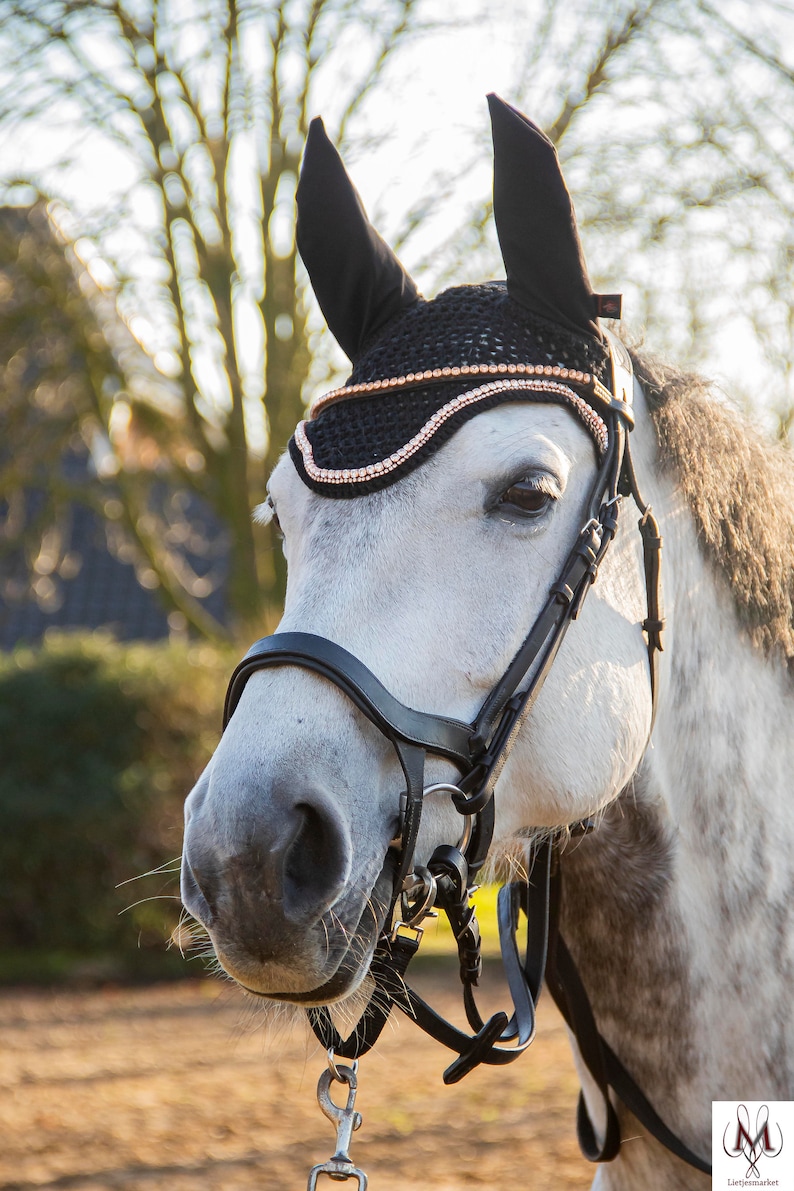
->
[[253, 495, 282, 535], [510, 475, 560, 498], [253, 497, 274, 525]]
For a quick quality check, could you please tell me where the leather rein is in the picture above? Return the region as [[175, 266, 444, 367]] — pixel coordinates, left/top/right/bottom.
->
[[223, 339, 710, 1176]]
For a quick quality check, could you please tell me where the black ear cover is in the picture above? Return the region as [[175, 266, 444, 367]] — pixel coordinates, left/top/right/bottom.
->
[[296, 118, 420, 360], [488, 94, 601, 340]]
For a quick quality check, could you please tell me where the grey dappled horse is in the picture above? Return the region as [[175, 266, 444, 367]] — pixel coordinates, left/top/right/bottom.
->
[[182, 96, 794, 1189]]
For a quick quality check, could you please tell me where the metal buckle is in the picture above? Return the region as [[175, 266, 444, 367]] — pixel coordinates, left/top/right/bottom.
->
[[390, 919, 425, 945], [400, 865, 438, 926]]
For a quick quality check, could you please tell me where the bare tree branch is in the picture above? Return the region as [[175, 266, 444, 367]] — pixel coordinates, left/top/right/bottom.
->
[[546, 2, 662, 147], [697, 0, 794, 87]]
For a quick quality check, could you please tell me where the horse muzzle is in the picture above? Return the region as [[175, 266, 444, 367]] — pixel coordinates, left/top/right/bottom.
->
[[180, 778, 393, 999]]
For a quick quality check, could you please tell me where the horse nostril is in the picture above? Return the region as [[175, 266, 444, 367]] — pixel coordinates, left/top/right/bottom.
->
[[180, 850, 217, 928], [182, 784, 352, 950], [281, 799, 351, 924]]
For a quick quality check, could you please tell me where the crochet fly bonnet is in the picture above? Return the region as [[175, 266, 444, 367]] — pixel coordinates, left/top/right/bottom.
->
[[290, 94, 623, 499]]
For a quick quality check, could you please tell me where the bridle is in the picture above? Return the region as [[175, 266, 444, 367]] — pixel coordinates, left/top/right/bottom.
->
[[223, 338, 710, 1176]]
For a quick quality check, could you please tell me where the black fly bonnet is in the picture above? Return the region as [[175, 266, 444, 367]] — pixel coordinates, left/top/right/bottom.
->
[[289, 96, 619, 498], [290, 283, 613, 496]]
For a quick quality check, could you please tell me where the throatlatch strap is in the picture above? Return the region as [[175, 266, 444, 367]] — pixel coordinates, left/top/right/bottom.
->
[[546, 882, 711, 1176], [638, 506, 664, 723]]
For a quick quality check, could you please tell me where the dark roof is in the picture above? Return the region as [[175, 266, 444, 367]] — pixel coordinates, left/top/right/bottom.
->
[[0, 488, 227, 650], [0, 203, 230, 648]]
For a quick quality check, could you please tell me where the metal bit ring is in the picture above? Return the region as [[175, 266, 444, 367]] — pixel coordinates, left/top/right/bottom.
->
[[422, 782, 474, 851], [400, 865, 438, 926]]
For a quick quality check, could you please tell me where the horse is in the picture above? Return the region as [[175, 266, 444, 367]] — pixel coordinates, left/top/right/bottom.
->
[[180, 95, 794, 1189]]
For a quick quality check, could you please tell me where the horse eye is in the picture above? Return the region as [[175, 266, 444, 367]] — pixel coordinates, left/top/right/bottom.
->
[[499, 481, 554, 515]]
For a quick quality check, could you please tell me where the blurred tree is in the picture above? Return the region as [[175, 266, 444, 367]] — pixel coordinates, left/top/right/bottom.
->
[[0, 202, 116, 617], [0, 0, 425, 636]]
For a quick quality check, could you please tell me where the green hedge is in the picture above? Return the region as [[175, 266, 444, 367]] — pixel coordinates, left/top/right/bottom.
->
[[0, 633, 235, 983]]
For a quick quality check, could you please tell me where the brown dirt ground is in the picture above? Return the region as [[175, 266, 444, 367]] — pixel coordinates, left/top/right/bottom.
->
[[0, 963, 594, 1190]]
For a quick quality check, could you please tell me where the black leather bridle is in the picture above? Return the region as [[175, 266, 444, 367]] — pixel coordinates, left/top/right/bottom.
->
[[222, 339, 710, 1176]]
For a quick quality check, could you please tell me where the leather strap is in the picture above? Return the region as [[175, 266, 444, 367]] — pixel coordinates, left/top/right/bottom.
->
[[547, 933, 711, 1174], [391, 742, 427, 899], [224, 632, 473, 764], [619, 433, 666, 729], [545, 931, 623, 1161], [307, 929, 420, 1058], [471, 433, 621, 755]]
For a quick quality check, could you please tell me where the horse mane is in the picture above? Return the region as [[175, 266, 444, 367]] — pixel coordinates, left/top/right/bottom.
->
[[633, 352, 794, 669]]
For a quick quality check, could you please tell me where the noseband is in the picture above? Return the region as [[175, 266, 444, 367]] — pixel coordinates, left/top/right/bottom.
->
[[222, 341, 708, 1175]]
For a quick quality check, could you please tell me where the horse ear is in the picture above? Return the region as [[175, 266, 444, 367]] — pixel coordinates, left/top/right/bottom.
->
[[296, 118, 420, 361], [488, 94, 602, 341]]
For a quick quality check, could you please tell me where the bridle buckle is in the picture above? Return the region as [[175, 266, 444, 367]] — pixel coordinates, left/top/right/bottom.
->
[[399, 865, 438, 927], [389, 919, 426, 945]]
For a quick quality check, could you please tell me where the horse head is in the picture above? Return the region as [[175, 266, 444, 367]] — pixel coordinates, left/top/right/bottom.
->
[[181, 96, 656, 1005]]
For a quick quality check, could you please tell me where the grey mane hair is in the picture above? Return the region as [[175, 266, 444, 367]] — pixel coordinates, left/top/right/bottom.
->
[[633, 351, 794, 670]]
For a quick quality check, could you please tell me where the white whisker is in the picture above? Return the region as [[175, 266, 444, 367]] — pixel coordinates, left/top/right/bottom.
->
[[116, 856, 183, 888]]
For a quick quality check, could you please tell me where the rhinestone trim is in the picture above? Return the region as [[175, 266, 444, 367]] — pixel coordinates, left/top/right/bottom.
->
[[295, 379, 609, 486], [308, 361, 601, 420]]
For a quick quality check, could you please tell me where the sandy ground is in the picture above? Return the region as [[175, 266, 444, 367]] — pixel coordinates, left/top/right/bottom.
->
[[0, 963, 595, 1190]]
